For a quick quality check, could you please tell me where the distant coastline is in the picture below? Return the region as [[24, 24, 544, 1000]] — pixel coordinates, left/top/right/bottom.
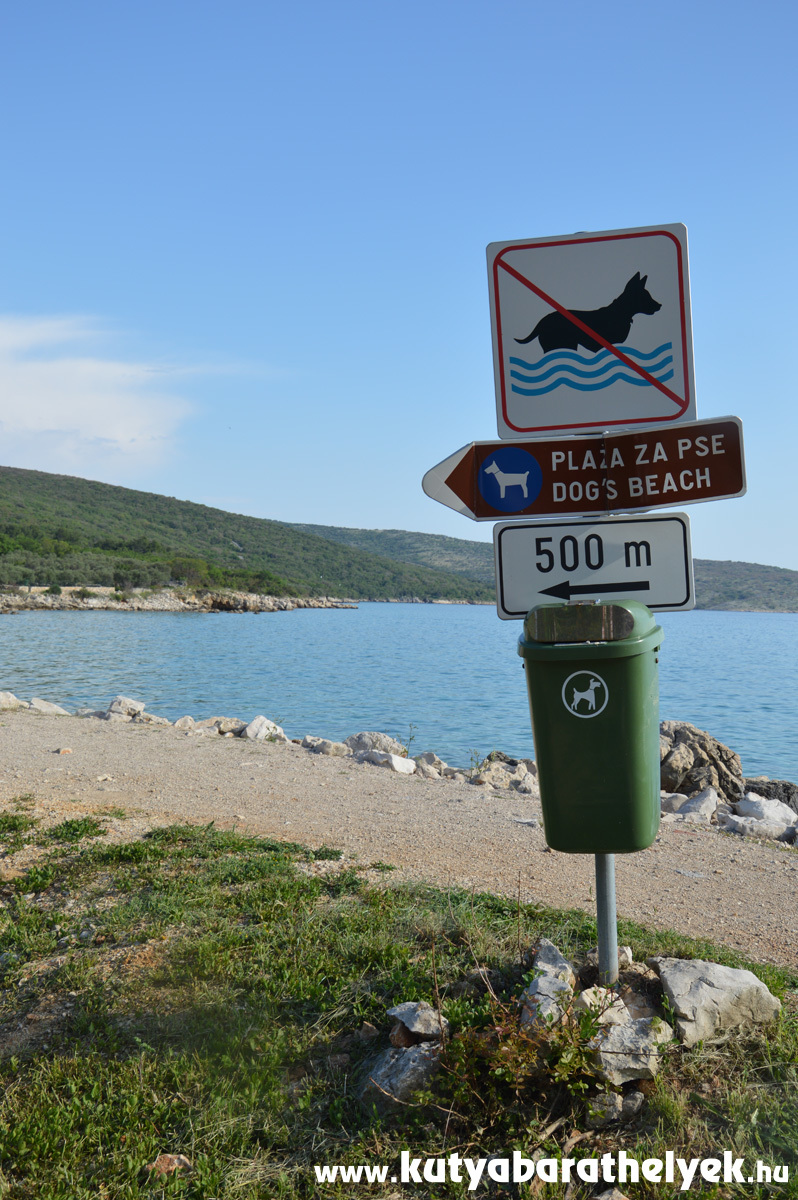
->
[[2, 586, 797, 614], [0, 587, 492, 614], [0, 587, 355, 615]]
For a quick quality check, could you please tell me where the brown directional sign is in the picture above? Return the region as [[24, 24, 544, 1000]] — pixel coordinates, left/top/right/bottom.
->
[[421, 416, 745, 521]]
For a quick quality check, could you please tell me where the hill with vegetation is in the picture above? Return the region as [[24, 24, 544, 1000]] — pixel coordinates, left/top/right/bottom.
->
[[0, 467, 492, 603], [1, 466, 796, 610], [291, 523, 496, 583], [692, 558, 798, 611]]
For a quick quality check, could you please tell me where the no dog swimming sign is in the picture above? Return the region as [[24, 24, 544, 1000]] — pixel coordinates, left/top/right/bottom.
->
[[487, 224, 697, 438]]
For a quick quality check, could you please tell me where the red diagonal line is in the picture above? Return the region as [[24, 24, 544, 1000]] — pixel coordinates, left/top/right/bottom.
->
[[498, 258, 686, 411]]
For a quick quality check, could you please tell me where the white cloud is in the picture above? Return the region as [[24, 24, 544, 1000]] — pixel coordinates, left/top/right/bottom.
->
[[0, 315, 192, 475]]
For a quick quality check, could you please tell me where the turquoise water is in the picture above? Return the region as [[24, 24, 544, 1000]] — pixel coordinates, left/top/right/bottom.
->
[[0, 605, 795, 781]]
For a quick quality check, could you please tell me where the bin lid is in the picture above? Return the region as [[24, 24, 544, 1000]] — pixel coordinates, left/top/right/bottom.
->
[[518, 600, 663, 661]]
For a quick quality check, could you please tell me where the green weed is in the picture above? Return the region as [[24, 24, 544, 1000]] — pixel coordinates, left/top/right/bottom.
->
[[0, 813, 38, 852], [44, 817, 107, 843]]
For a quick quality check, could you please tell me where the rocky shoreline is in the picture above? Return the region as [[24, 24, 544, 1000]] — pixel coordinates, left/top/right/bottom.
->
[[0, 587, 487, 613], [0, 586, 356, 614]]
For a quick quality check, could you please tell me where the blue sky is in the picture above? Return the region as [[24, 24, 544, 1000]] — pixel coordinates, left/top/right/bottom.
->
[[1, 0, 797, 569]]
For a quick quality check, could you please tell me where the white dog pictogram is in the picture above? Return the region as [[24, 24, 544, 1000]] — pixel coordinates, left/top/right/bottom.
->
[[484, 459, 529, 499], [570, 677, 602, 712]]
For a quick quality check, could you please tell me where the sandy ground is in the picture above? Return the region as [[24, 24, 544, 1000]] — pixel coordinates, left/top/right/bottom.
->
[[1, 709, 797, 971]]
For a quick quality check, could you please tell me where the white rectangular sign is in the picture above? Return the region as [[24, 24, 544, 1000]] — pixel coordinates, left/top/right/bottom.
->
[[487, 224, 696, 438], [494, 513, 694, 619]]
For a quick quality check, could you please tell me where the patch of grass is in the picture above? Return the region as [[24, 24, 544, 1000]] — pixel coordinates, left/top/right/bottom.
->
[[43, 817, 107, 843], [0, 812, 38, 851], [307, 845, 342, 862], [0, 826, 795, 1198]]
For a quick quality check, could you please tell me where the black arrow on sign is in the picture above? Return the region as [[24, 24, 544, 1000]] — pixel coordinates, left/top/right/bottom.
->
[[540, 579, 651, 601]]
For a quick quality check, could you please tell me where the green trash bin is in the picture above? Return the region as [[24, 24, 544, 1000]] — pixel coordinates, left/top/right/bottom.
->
[[517, 600, 663, 854]]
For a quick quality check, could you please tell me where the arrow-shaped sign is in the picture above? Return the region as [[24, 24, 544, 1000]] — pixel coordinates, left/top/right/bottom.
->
[[540, 579, 651, 601], [422, 416, 745, 521]]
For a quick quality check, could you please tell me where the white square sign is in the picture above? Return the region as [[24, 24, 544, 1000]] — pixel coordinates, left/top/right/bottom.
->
[[487, 223, 696, 438], [493, 512, 694, 619]]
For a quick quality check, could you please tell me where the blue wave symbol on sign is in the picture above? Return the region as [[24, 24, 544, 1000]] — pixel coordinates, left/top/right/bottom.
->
[[509, 342, 674, 396]]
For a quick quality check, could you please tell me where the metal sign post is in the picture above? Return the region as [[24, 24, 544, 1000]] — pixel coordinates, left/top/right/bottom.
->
[[595, 854, 619, 986]]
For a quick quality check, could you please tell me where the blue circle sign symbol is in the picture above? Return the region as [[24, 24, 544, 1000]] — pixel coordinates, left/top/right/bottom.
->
[[477, 447, 542, 513]]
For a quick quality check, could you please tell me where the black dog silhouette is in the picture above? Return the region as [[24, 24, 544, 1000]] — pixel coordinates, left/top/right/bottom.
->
[[515, 272, 661, 354]]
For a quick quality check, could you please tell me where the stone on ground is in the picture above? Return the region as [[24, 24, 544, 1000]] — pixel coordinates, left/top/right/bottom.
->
[[29, 698, 70, 715], [659, 721, 742, 803], [345, 731, 406, 757], [590, 1016, 673, 1085], [648, 957, 781, 1047]]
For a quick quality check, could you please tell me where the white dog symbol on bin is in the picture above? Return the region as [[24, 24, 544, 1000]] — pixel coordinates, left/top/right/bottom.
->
[[562, 671, 608, 718]]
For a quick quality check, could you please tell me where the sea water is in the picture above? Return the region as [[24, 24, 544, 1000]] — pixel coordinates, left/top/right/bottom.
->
[[0, 605, 795, 781]]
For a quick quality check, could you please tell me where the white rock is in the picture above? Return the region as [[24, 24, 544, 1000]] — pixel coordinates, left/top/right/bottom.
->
[[195, 716, 246, 734], [362, 750, 416, 775], [511, 776, 539, 795], [519, 939, 575, 1027], [736, 791, 797, 825], [360, 1043, 441, 1112], [345, 731, 406, 756], [173, 715, 195, 730], [717, 811, 791, 841], [441, 767, 467, 781], [133, 711, 171, 726], [660, 791, 690, 813], [303, 736, 350, 756], [587, 945, 634, 971], [108, 695, 146, 716], [619, 988, 659, 1020], [29, 698, 70, 715], [242, 715, 288, 742], [386, 1000, 449, 1041], [648, 957, 781, 1047], [0, 691, 27, 710], [574, 987, 631, 1027], [416, 751, 447, 770], [519, 973, 572, 1027], [678, 786, 720, 820], [472, 762, 514, 789], [532, 938, 576, 986], [414, 760, 440, 779], [591, 1016, 673, 1085]]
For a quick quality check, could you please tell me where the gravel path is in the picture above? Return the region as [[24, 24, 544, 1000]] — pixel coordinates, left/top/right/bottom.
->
[[2, 710, 796, 971]]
